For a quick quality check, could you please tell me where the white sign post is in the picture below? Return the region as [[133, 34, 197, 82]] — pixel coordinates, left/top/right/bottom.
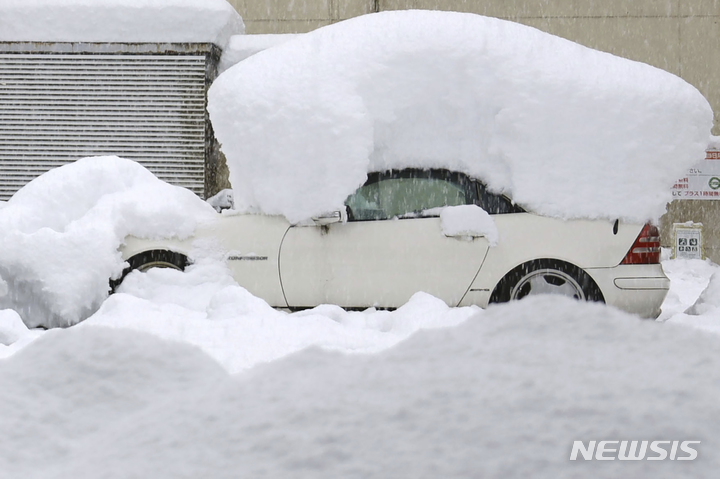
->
[[672, 223, 704, 260]]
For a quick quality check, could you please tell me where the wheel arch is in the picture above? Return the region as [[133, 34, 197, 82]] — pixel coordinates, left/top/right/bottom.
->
[[111, 248, 190, 293], [488, 258, 605, 304]]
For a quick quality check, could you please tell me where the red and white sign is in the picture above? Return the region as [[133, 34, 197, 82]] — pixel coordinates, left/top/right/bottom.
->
[[672, 150, 720, 200]]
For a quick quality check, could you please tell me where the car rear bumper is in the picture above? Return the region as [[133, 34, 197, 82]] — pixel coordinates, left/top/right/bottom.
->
[[586, 264, 669, 319]]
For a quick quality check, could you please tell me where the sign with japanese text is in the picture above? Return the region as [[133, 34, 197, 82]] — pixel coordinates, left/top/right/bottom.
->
[[672, 150, 720, 200]]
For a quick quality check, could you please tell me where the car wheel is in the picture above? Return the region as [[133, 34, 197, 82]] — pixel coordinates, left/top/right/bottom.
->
[[489, 259, 604, 304], [110, 250, 188, 292]]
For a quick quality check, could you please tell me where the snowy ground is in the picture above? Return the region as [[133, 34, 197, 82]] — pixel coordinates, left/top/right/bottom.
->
[[2, 254, 720, 478]]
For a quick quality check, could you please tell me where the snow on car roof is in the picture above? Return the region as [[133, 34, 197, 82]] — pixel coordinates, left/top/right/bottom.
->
[[0, 0, 244, 47], [209, 10, 713, 224]]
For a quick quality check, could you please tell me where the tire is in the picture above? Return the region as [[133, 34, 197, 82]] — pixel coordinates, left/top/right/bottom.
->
[[489, 259, 604, 304], [110, 250, 188, 293]]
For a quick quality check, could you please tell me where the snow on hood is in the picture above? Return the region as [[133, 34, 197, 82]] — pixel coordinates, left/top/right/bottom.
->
[[0, 157, 217, 329], [209, 10, 713, 224], [0, 0, 244, 47]]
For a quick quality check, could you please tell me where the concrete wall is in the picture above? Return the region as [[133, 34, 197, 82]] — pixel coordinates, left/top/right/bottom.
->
[[229, 0, 720, 260], [227, 0, 376, 33]]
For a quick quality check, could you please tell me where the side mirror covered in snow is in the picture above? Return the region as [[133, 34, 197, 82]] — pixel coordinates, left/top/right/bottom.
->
[[206, 189, 235, 212], [440, 205, 499, 246]]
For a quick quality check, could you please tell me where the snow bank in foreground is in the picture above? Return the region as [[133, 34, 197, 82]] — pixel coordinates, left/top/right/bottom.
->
[[0, 0, 244, 47], [3, 297, 720, 478], [209, 10, 712, 224], [83, 259, 477, 373], [0, 157, 216, 328]]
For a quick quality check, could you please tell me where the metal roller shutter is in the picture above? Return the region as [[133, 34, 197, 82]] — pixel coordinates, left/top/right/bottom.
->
[[0, 53, 208, 200]]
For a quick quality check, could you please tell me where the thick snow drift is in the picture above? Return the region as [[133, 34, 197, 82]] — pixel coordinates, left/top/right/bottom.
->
[[82, 258, 477, 373], [0, 0, 244, 47], [3, 297, 720, 478], [0, 157, 217, 328], [209, 10, 712, 224]]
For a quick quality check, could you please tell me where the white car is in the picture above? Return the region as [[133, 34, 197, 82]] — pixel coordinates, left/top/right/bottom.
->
[[117, 168, 669, 318]]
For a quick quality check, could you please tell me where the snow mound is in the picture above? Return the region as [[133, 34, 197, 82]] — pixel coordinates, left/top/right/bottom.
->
[[646, 256, 720, 337], [0, 326, 227, 479], [0, 308, 41, 359], [657, 257, 718, 321], [440, 204, 498, 245], [685, 272, 720, 315], [0, 156, 217, 329], [84, 258, 478, 373], [0, 0, 244, 47], [0, 309, 27, 346], [3, 297, 720, 477], [668, 267, 720, 334], [209, 10, 712, 224]]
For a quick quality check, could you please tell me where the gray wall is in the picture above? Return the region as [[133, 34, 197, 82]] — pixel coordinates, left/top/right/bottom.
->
[[228, 0, 375, 33]]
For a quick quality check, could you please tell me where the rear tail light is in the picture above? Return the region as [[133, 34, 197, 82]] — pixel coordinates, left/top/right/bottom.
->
[[621, 224, 661, 264]]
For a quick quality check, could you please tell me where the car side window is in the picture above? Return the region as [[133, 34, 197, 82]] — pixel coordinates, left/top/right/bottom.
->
[[476, 182, 525, 214], [346, 170, 476, 221]]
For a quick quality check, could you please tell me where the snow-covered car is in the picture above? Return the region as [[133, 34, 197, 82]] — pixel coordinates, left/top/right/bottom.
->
[[117, 168, 669, 318]]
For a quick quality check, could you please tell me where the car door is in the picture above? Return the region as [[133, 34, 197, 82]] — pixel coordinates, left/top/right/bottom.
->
[[197, 214, 292, 307], [278, 169, 491, 308]]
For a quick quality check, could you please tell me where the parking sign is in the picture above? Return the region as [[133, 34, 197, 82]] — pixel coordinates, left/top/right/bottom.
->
[[672, 223, 704, 260]]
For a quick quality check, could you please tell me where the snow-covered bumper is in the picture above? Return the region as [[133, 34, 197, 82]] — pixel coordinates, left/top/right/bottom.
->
[[586, 264, 670, 319]]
